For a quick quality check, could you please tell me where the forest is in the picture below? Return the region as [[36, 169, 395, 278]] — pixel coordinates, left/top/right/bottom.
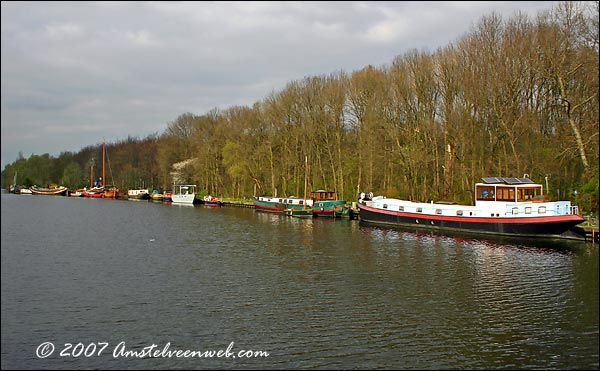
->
[[2, 2, 599, 213]]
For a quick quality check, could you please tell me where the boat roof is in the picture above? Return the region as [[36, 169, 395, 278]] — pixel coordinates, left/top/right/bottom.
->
[[480, 177, 536, 185]]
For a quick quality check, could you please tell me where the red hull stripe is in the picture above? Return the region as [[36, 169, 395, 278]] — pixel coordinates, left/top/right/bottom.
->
[[358, 203, 583, 224], [254, 203, 281, 211]]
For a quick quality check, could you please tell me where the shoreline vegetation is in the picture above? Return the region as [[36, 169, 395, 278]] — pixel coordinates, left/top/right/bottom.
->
[[2, 3, 598, 216]]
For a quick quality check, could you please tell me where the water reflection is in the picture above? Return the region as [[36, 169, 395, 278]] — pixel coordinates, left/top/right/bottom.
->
[[359, 222, 587, 254]]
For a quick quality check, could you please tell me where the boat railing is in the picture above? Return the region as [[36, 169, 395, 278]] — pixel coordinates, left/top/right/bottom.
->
[[557, 204, 579, 216]]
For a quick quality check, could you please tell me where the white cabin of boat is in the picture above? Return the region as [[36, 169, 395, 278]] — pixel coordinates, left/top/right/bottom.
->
[[171, 184, 197, 204], [364, 177, 578, 219], [256, 195, 314, 207]]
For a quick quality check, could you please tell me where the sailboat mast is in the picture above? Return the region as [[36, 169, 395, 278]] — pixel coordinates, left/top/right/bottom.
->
[[102, 142, 106, 187], [303, 156, 308, 209], [90, 163, 94, 188]]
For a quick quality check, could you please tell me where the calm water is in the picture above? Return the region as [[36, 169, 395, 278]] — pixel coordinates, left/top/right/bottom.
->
[[1, 193, 598, 370]]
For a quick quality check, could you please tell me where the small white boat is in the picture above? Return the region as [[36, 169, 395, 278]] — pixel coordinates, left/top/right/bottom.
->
[[128, 189, 151, 200], [172, 184, 197, 204], [29, 185, 68, 196], [17, 187, 33, 195]]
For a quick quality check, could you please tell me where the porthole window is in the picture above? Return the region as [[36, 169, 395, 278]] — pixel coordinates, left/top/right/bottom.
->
[[512, 207, 519, 215], [456, 210, 463, 216], [525, 207, 532, 214], [538, 206, 546, 214]]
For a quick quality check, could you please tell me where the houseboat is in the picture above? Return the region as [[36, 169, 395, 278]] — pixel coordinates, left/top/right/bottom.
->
[[254, 195, 313, 213], [357, 177, 584, 239], [311, 190, 348, 218]]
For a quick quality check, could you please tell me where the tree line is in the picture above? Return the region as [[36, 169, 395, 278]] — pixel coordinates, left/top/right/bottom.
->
[[2, 2, 599, 212]]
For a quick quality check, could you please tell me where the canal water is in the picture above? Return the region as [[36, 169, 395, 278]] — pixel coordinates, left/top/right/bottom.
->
[[1, 193, 598, 369]]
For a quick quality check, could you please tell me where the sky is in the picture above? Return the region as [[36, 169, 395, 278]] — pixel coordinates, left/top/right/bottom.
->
[[1, 1, 558, 171]]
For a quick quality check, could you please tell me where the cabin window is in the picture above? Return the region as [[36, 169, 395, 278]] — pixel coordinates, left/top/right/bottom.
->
[[523, 187, 540, 200], [512, 207, 519, 215], [278, 199, 283, 203], [435, 209, 442, 215], [398, 206, 404, 212], [456, 210, 463, 216], [299, 200, 303, 205], [416, 207, 423, 213], [477, 186, 495, 201], [383, 204, 388, 209], [525, 207, 532, 214], [538, 206, 546, 214], [497, 187, 514, 201]]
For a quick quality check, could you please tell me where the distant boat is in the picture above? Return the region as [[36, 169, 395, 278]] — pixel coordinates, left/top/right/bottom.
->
[[103, 185, 124, 199], [128, 189, 151, 200], [150, 190, 164, 201], [17, 187, 33, 195], [202, 195, 222, 207], [100, 143, 123, 199], [358, 176, 584, 239], [163, 191, 173, 202], [172, 184, 197, 204], [82, 157, 103, 197], [83, 187, 104, 198], [69, 188, 85, 197], [311, 190, 349, 218], [283, 207, 313, 218], [254, 196, 313, 213], [29, 185, 68, 196]]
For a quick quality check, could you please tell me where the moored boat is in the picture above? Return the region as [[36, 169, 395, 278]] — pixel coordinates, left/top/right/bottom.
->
[[150, 190, 164, 201], [16, 187, 33, 195], [163, 191, 173, 202], [128, 189, 151, 200], [254, 195, 313, 213], [358, 177, 584, 239], [172, 184, 197, 204], [69, 188, 85, 197], [284, 207, 313, 218], [310, 190, 348, 218], [83, 187, 104, 198], [203, 195, 222, 207], [29, 185, 68, 196], [103, 185, 124, 199]]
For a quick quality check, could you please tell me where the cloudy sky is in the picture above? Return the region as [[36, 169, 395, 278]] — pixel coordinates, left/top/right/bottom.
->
[[1, 1, 558, 170]]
